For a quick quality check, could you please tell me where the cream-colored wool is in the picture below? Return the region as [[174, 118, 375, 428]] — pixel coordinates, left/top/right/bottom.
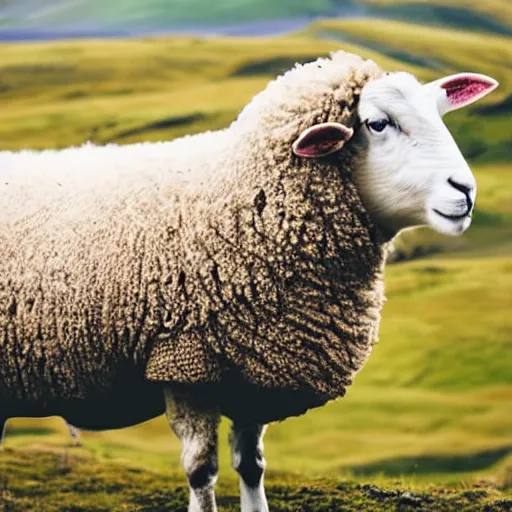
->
[[0, 51, 387, 426]]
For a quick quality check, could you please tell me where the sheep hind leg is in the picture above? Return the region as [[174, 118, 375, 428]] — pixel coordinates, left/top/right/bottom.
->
[[65, 421, 81, 447], [164, 386, 220, 512], [0, 418, 7, 450], [230, 423, 269, 512]]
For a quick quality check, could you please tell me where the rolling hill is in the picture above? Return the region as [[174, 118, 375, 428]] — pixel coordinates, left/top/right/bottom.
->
[[0, 0, 510, 37]]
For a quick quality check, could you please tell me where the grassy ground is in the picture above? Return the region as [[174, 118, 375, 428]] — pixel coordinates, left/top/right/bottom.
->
[[1, 449, 511, 511], [0, 15, 511, 512]]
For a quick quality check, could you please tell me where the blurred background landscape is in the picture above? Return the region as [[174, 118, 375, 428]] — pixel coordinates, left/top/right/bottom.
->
[[0, 1, 511, 510]]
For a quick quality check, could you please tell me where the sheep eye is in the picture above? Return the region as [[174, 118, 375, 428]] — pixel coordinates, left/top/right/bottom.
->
[[367, 119, 390, 133]]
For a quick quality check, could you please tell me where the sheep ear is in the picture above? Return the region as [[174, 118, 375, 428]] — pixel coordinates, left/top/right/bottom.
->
[[425, 73, 499, 116], [292, 122, 353, 158]]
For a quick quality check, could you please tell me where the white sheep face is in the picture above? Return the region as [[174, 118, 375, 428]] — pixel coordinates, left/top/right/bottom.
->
[[292, 70, 498, 237], [355, 71, 498, 236]]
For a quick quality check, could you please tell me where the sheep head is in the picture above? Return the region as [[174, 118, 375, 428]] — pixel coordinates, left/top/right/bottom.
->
[[292, 69, 498, 237]]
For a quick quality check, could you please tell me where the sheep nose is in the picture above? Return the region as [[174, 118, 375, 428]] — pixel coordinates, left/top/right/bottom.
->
[[448, 177, 474, 212]]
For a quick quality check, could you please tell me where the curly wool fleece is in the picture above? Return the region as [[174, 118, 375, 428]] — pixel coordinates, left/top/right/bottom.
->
[[0, 52, 387, 426]]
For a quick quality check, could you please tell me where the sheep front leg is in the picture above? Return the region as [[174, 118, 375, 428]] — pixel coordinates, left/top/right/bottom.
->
[[164, 387, 220, 512], [230, 424, 269, 512]]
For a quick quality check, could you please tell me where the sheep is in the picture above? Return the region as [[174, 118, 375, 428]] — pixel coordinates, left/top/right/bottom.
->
[[0, 51, 498, 512]]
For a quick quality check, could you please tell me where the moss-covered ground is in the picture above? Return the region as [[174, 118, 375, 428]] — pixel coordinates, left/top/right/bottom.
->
[[1, 448, 511, 511]]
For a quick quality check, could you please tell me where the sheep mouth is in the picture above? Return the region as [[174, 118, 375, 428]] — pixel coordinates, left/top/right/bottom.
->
[[433, 208, 471, 221]]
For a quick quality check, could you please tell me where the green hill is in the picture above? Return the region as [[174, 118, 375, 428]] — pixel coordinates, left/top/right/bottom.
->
[[0, 0, 511, 35], [364, 0, 512, 33]]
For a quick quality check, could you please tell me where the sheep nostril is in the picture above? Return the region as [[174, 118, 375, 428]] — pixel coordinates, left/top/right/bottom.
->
[[448, 178, 472, 196], [448, 178, 474, 213], [466, 196, 474, 214]]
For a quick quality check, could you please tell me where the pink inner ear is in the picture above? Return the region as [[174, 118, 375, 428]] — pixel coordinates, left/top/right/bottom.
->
[[294, 124, 352, 158], [442, 75, 495, 106]]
